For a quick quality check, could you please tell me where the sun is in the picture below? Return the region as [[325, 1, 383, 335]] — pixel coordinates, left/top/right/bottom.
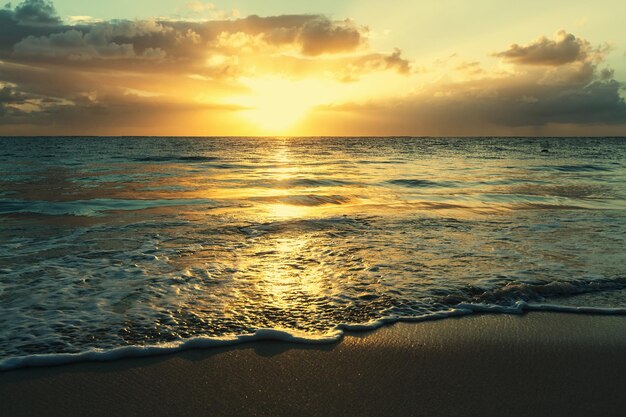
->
[[228, 76, 335, 134]]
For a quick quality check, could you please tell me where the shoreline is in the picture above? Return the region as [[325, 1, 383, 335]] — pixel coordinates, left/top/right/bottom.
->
[[2, 312, 626, 417], [4, 301, 626, 372]]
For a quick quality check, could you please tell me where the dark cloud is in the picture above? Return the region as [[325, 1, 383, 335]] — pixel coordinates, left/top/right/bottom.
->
[[0, 10, 366, 65], [14, 0, 60, 25], [0, 6, 61, 54], [350, 30, 626, 133], [0, 2, 396, 115], [383, 48, 411, 74], [0, 2, 623, 135], [452, 79, 626, 128], [316, 84, 626, 136], [297, 17, 362, 56], [14, 29, 138, 60], [0, 85, 28, 104], [600, 68, 615, 80], [317, 47, 626, 135], [334, 49, 411, 82], [0, 1, 384, 134], [494, 30, 602, 66], [0, 87, 248, 135], [0, 84, 32, 117], [529, 80, 626, 125]]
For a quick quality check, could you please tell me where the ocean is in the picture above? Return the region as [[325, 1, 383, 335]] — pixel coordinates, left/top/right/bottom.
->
[[1, 136, 625, 369]]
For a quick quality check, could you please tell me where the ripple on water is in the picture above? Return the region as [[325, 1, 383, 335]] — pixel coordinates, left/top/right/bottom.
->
[[0, 136, 625, 367]]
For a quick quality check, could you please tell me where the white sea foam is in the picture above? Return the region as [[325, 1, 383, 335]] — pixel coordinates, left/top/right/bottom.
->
[[0, 328, 342, 371], [2, 303, 626, 371], [1, 136, 626, 371]]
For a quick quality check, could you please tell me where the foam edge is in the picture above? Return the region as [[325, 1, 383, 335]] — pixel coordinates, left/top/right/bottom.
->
[[2, 303, 626, 371]]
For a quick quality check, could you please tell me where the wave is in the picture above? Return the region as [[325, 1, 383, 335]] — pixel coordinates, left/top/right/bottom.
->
[[254, 178, 354, 188], [438, 277, 626, 306], [502, 184, 612, 199], [250, 194, 349, 206], [412, 201, 469, 210], [0, 328, 342, 371], [0, 198, 220, 217], [234, 215, 371, 236], [387, 179, 457, 188], [543, 164, 613, 172], [2, 301, 625, 371], [132, 156, 220, 163]]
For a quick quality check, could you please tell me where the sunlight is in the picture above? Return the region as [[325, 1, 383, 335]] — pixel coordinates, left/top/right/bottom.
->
[[268, 203, 312, 219], [265, 141, 313, 219], [229, 76, 336, 134]]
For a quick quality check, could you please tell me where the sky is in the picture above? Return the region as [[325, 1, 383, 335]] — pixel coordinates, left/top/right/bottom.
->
[[0, 0, 625, 136]]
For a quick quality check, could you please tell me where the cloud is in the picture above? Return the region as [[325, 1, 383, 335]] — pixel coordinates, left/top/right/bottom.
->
[[311, 32, 626, 136], [11, 18, 172, 61], [494, 30, 604, 66], [297, 17, 363, 56], [198, 14, 366, 57], [0, 83, 36, 117], [334, 49, 411, 82], [455, 61, 483, 75], [0, 85, 249, 136], [0, 85, 27, 104], [383, 48, 411, 74], [0, 1, 623, 136], [0, 1, 396, 88], [313, 79, 626, 136], [0, 1, 372, 133], [13, 0, 61, 25], [0, 84, 27, 108], [0, 10, 367, 66], [14, 29, 138, 60]]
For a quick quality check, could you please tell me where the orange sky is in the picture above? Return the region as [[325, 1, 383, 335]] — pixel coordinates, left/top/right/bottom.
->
[[0, 1, 625, 136]]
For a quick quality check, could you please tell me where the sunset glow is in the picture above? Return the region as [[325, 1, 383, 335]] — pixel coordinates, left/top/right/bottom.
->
[[0, 0, 624, 136], [3, 4, 626, 417], [229, 77, 338, 134]]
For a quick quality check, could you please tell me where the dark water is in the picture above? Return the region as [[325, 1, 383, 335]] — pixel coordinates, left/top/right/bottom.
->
[[1, 137, 625, 367]]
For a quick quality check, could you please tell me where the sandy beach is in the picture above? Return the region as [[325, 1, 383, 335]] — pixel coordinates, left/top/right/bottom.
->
[[1, 312, 625, 417], [2, 0, 626, 412]]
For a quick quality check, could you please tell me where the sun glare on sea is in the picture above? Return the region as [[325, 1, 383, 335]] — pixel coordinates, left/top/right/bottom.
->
[[229, 76, 335, 134], [269, 203, 312, 219]]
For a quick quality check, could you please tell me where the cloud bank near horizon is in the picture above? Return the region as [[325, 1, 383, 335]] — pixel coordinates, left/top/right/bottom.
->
[[0, 0, 624, 136]]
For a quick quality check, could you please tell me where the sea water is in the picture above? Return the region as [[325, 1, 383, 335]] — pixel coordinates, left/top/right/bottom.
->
[[1, 137, 625, 369]]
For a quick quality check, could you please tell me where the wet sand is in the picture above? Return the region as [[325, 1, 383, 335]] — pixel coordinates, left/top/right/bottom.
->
[[1, 312, 626, 417]]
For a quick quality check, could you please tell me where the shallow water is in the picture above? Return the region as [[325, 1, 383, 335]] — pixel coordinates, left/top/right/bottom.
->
[[1, 137, 625, 367]]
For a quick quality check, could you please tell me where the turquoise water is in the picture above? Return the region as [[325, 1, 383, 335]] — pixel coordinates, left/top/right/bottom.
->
[[1, 137, 625, 368]]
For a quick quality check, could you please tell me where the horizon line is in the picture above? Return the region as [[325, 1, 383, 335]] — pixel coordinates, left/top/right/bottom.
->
[[1, 135, 625, 139]]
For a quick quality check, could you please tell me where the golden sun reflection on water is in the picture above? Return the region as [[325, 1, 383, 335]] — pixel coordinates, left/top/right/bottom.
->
[[4, 137, 626, 357], [262, 140, 319, 220], [169, 139, 532, 324], [268, 203, 313, 219], [257, 235, 323, 312], [242, 140, 338, 318]]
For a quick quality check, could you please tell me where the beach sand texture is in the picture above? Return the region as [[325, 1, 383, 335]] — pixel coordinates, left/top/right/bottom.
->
[[2, 312, 625, 417]]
